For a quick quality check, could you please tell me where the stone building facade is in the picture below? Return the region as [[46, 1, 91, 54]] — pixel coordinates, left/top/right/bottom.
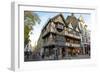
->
[[36, 13, 90, 60]]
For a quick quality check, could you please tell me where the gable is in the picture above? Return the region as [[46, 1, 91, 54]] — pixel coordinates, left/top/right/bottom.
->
[[53, 14, 66, 26], [66, 15, 78, 29]]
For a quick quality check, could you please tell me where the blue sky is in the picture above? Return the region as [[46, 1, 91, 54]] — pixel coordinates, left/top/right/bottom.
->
[[29, 11, 91, 46]]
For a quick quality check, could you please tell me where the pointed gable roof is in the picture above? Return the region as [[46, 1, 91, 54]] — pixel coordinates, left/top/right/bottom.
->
[[78, 15, 85, 23], [66, 13, 81, 32], [78, 15, 87, 32], [66, 13, 79, 30], [52, 13, 66, 26]]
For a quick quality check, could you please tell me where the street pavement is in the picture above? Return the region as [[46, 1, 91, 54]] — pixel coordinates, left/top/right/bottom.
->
[[64, 54, 90, 59], [25, 54, 90, 61]]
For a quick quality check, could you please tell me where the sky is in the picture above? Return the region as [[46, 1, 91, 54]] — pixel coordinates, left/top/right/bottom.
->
[[29, 11, 91, 47]]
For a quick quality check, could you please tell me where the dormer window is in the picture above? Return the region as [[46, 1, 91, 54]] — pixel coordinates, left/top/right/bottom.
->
[[56, 22, 64, 32]]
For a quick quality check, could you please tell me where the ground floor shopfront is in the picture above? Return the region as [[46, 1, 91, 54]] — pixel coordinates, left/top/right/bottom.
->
[[41, 45, 82, 60], [24, 45, 90, 61]]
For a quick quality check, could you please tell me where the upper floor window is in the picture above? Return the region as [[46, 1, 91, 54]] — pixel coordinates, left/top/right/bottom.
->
[[55, 35, 65, 42], [56, 23, 64, 32]]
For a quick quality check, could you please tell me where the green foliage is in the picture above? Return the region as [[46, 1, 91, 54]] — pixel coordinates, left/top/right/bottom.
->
[[24, 11, 40, 47]]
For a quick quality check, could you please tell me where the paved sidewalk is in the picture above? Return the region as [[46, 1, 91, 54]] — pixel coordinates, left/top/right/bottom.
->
[[64, 55, 90, 59]]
